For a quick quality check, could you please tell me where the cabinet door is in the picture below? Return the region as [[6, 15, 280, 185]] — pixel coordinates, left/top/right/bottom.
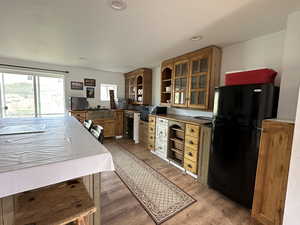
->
[[252, 120, 294, 225], [197, 126, 212, 186], [115, 112, 124, 136], [136, 75, 144, 104], [128, 76, 136, 103], [103, 121, 115, 137], [172, 59, 189, 107], [188, 54, 211, 109]]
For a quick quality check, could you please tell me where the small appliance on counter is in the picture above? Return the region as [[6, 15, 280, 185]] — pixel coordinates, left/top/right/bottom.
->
[[150, 106, 167, 115], [69, 97, 89, 111]]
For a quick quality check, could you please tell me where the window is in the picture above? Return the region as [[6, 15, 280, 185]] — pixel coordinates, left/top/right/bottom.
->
[[100, 84, 118, 101], [0, 72, 65, 118]]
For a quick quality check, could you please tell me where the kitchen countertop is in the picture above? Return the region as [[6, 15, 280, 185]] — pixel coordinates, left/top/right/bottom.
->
[[154, 114, 212, 125], [0, 116, 115, 198]]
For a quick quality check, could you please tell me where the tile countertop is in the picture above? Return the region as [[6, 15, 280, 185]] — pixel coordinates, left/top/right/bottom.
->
[[154, 114, 212, 126], [0, 116, 115, 198]]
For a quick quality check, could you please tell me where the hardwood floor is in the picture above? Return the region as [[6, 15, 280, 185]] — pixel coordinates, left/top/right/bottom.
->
[[101, 139, 256, 225]]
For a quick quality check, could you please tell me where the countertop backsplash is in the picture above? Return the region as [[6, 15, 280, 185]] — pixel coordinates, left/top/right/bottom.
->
[[167, 107, 213, 118]]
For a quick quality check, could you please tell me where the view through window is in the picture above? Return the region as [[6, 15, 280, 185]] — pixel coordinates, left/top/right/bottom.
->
[[0, 72, 65, 118], [100, 84, 118, 101]]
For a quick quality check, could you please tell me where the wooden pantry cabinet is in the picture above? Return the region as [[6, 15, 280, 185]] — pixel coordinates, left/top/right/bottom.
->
[[161, 46, 221, 111], [148, 115, 156, 151], [124, 68, 152, 105], [252, 120, 294, 225]]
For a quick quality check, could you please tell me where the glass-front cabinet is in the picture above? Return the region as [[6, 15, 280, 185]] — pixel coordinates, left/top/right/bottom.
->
[[165, 46, 221, 111], [188, 54, 210, 109], [124, 68, 152, 105], [172, 59, 189, 107]]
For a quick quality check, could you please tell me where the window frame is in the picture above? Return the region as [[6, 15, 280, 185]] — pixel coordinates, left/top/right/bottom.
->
[[0, 70, 66, 118], [100, 83, 118, 101]]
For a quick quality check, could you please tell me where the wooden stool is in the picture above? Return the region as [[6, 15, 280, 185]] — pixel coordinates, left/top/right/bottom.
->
[[15, 179, 96, 225]]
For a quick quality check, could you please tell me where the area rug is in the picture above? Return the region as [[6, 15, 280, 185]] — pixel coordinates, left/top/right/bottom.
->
[[105, 142, 196, 224]]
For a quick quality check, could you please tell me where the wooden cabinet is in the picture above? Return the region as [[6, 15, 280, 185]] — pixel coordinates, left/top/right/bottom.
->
[[93, 119, 115, 138], [161, 46, 221, 111], [161, 60, 173, 106], [188, 51, 211, 109], [70, 111, 87, 123], [124, 68, 152, 105], [184, 123, 200, 174], [197, 125, 212, 185], [252, 120, 294, 225], [173, 59, 189, 107], [70, 110, 124, 138], [148, 115, 156, 150], [114, 110, 124, 136], [139, 120, 149, 147]]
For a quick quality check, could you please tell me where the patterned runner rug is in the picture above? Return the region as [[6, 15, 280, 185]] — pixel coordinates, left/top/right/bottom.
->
[[105, 142, 196, 224]]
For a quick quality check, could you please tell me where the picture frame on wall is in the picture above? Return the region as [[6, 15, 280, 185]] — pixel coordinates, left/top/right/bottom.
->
[[71, 81, 83, 90], [86, 87, 95, 98], [84, 78, 96, 87]]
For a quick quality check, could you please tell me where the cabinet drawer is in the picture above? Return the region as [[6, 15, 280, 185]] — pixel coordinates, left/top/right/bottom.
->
[[148, 142, 155, 151], [184, 158, 197, 174], [186, 124, 200, 138], [185, 136, 199, 150], [149, 125, 156, 134], [148, 134, 155, 143], [184, 147, 198, 162], [149, 116, 156, 125]]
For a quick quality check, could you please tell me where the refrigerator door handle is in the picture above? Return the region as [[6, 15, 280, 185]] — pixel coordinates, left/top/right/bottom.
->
[[256, 127, 264, 132]]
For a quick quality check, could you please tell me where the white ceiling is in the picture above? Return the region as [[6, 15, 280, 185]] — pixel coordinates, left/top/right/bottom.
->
[[0, 0, 299, 72]]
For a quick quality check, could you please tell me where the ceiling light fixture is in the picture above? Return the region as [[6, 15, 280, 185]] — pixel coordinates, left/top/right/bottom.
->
[[191, 36, 203, 41], [108, 0, 127, 11]]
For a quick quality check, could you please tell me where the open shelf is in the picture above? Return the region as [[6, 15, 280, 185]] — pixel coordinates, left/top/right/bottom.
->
[[170, 148, 183, 155], [161, 67, 173, 105], [168, 123, 185, 166], [168, 157, 182, 166], [170, 138, 184, 144], [171, 127, 184, 133]]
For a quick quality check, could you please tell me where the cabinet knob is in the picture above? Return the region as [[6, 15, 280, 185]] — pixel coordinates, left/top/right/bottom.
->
[[188, 164, 192, 168], [189, 141, 194, 145], [190, 129, 194, 132], [188, 152, 193, 157]]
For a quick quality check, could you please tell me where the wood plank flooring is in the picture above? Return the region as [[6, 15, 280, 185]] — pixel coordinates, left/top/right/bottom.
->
[[101, 139, 256, 225]]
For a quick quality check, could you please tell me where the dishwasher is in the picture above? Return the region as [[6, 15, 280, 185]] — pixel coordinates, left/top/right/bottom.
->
[[154, 118, 169, 161]]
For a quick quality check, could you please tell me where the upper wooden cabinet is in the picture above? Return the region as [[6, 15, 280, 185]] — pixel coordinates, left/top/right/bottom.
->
[[124, 68, 152, 105], [161, 46, 222, 111], [252, 120, 294, 225], [161, 59, 174, 106]]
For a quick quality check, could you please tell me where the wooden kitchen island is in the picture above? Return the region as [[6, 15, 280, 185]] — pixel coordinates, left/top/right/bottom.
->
[[0, 116, 115, 225]]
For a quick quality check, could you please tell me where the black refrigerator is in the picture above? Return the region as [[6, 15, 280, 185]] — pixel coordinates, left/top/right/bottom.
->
[[208, 83, 279, 209]]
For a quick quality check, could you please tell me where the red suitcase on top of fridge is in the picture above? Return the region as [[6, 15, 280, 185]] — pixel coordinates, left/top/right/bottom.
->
[[225, 68, 277, 86]]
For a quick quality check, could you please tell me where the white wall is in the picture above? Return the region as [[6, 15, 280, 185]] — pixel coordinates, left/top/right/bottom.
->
[[284, 89, 300, 225], [282, 11, 300, 225], [0, 57, 124, 109], [277, 11, 300, 121], [221, 30, 286, 86]]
